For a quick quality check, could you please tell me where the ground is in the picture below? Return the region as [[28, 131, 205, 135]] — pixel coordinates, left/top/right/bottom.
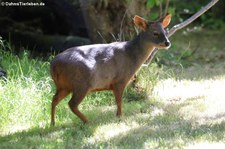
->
[[0, 29, 224, 148]]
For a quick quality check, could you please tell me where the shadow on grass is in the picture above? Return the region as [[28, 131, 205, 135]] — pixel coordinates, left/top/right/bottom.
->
[[85, 99, 225, 148], [0, 87, 224, 148], [97, 119, 225, 148], [0, 86, 147, 148]]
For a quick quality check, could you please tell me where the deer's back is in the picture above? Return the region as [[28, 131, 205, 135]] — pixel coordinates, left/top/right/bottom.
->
[[50, 42, 134, 91]]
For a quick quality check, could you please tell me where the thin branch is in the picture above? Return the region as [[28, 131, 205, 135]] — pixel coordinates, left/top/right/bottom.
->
[[146, 0, 220, 64], [119, 10, 128, 41], [167, 0, 219, 37], [164, 0, 170, 17], [159, 2, 163, 18]]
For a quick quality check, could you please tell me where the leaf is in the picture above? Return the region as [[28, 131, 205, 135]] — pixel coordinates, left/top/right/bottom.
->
[[168, 7, 176, 15], [146, 0, 155, 9], [155, 0, 162, 6], [150, 13, 159, 20]]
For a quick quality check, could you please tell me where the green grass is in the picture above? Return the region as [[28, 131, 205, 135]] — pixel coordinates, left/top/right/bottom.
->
[[0, 30, 225, 148], [0, 50, 53, 133]]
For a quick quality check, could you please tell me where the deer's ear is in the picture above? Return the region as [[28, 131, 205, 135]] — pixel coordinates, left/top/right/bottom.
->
[[134, 15, 148, 31], [162, 14, 171, 28]]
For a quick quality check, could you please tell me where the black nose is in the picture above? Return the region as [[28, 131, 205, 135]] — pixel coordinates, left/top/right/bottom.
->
[[165, 41, 170, 47]]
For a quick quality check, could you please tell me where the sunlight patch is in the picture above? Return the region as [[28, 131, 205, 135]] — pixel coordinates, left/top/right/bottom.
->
[[153, 78, 207, 101], [0, 124, 30, 135], [153, 77, 225, 124], [86, 122, 139, 144], [185, 142, 225, 149]]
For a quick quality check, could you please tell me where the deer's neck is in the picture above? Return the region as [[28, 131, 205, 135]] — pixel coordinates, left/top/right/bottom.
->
[[125, 32, 155, 67]]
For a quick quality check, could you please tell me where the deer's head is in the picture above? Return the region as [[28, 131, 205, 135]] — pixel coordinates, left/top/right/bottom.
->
[[134, 15, 171, 49]]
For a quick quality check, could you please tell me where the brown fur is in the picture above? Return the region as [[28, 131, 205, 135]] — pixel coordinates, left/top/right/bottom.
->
[[50, 15, 171, 126]]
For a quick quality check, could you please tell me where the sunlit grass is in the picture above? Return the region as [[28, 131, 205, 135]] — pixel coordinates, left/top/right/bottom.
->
[[1, 30, 225, 148], [0, 50, 53, 134], [153, 66, 225, 125]]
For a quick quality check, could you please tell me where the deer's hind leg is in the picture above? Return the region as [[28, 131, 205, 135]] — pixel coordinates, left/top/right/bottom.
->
[[51, 89, 70, 126], [68, 87, 89, 123]]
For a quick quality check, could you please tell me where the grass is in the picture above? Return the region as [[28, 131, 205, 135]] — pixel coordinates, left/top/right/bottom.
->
[[0, 30, 225, 148], [0, 50, 53, 133]]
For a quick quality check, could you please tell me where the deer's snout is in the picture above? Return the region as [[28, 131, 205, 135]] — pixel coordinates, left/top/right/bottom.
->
[[159, 40, 171, 49], [165, 41, 171, 47]]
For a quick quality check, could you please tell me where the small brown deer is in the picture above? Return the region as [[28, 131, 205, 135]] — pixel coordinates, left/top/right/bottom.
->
[[50, 14, 171, 126]]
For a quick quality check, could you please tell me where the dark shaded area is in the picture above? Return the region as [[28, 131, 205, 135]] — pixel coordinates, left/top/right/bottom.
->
[[0, 69, 7, 79], [0, 0, 224, 55], [42, 0, 88, 36], [0, 0, 90, 55], [0, 0, 160, 54], [0, 31, 90, 55]]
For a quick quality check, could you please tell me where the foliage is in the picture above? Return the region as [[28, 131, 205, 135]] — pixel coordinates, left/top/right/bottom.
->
[[145, 0, 225, 30], [146, 0, 175, 20]]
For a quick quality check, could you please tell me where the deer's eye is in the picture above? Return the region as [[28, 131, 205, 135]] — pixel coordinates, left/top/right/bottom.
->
[[153, 32, 160, 37]]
